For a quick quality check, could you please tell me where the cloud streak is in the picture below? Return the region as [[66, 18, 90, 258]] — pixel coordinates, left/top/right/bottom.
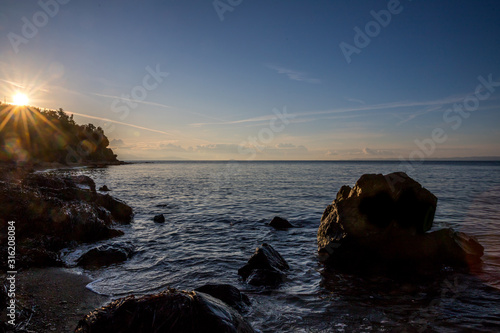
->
[[266, 64, 321, 84], [191, 95, 468, 127], [66, 110, 175, 136]]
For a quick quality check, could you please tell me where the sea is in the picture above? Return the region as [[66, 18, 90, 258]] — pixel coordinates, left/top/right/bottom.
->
[[51, 161, 500, 332]]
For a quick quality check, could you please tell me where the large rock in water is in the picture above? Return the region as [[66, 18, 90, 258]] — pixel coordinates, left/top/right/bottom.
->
[[269, 216, 294, 229], [77, 244, 134, 268], [74, 288, 255, 333], [238, 243, 289, 286], [317, 172, 484, 271], [195, 284, 251, 313]]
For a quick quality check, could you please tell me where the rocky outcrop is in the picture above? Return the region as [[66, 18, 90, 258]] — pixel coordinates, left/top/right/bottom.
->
[[153, 214, 165, 223], [74, 288, 255, 333], [317, 172, 484, 272], [0, 173, 133, 269], [95, 194, 133, 224], [238, 243, 289, 287], [77, 245, 134, 268], [269, 216, 294, 229], [195, 284, 251, 313], [98, 185, 110, 191]]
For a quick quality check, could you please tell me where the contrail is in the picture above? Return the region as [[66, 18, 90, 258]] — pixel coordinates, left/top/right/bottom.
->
[[67, 111, 174, 136], [91, 92, 172, 109], [0, 78, 25, 89]]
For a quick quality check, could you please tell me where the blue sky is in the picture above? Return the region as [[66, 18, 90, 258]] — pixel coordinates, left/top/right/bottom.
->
[[1, 0, 499, 160]]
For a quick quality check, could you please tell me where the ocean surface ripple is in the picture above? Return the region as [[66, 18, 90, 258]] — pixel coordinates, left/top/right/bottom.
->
[[55, 161, 500, 332]]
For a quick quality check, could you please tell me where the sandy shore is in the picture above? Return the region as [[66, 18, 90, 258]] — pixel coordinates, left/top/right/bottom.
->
[[2, 268, 109, 332]]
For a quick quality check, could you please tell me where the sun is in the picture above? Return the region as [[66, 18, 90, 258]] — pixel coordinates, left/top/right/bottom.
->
[[13, 93, 29, 106]]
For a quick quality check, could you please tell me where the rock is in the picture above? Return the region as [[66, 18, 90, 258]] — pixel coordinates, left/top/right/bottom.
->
[[0, 173, 132, 269], [317, 172, 484, 271], [70, 175, 97, 193], [77, 245, 133, 268], [153, 214, 165, 223], [75, 288, 255, 333], [269, 216, 294, 229], [194, 284, 251, 312], [96, 194, 134, 224], [238, 243, 289, 286], [98, 185, 111, 191]]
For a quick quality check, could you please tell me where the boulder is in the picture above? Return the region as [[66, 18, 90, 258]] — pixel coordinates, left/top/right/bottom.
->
[[74, 288, 255, 333], [317, 172, 484, 271], [153, 214, 165, 223], [269, 216, 294, 229], [238, 243, 289, 286], [195, 284, 251, 312], [96, 194, 134, 224], [98, 185, 111, 191], [77, 245, 133, 268], [70, 175, 97, 193]]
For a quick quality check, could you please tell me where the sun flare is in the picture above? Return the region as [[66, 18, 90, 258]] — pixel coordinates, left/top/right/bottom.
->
[[13, 93, 29, 106]]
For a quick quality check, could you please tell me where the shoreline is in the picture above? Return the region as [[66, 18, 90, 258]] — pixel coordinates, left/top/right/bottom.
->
[[2, 267, 109, 332]]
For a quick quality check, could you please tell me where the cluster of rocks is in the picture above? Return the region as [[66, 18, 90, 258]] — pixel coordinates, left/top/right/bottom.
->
[[1, 170, 487, 332], [0, 173, 133, 269]]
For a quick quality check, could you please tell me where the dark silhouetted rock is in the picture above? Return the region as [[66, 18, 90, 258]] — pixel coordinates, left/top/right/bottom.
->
[[269, 216, 294, 229], [77, 245, 133, 268], [195, 284, 251, 312], [0, 173, 132, 269], [98, 185, 111, 191], [153, 214, 165, 223], [317, 172, 484, 272], [96, 194, 134, 224], [70, 175, 97, 193], [75, 288, 255, 333], [238, 243, 289, 287]]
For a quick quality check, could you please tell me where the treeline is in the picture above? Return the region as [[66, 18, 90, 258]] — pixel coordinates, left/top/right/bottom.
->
[[0, 103, 118, 165]]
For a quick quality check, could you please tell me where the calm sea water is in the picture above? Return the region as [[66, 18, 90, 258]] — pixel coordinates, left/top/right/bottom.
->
[[54, 161, 500, 332]]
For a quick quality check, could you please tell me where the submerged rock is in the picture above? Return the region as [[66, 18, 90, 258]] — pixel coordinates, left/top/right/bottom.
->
[[98, 185, 111, 191], [77, 245, 133, 268], [269, 216, 294, 229], [238, 243, 289, 286], [317, 172, 484, 272], [195, 284, 251, 312], [74, 288, 255, 333], [153, 214, 165, 223]]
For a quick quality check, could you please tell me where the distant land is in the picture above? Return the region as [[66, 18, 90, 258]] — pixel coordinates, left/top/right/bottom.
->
[[0, 103, 120, 167]]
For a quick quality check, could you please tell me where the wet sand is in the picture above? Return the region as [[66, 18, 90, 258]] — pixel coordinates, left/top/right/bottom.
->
[[6, 268, 109, 332]]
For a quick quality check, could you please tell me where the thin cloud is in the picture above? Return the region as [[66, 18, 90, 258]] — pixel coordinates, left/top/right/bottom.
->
[[191, 96, 467, 127], [66, 110, 175, 136], [90, 92, 172, 109], [346, 97, 366, 105], [90, 92, 224, 122], [0, 79, 25, 89], [266, 64, 321, 84]]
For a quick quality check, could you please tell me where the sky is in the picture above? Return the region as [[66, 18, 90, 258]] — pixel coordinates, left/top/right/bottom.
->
[[0, 0, 499, 160]]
